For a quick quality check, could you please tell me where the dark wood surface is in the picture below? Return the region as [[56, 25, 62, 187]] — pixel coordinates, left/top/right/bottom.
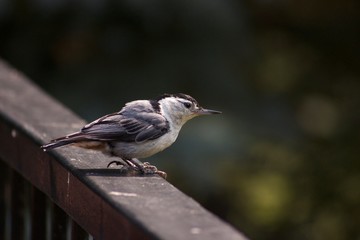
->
[[0, 59, 248, 240]]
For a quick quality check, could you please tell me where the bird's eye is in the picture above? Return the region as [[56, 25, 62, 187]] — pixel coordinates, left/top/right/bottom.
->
[[183, 102, 192, 109]]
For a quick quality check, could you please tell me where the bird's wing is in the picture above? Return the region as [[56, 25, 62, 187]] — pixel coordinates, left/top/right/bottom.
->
[[79, 111, 170, 143]]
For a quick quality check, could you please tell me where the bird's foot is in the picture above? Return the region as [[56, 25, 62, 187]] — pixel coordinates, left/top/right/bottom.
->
[[107, 160, 132, 173], [141, 162, 157, 173], [108, 159, 167, 178], [155, 170, 167, 179], [140, 162, 167, 179], [107, 160, 125, 168]]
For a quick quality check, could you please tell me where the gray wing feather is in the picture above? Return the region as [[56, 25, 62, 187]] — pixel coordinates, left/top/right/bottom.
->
[[79, 111, 169, 143]]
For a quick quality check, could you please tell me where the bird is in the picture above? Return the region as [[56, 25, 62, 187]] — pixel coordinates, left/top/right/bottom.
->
[[41, 93, 221, 178]]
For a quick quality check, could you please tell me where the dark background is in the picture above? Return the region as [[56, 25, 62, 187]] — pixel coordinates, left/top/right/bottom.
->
[[1, 0, 359, 239]]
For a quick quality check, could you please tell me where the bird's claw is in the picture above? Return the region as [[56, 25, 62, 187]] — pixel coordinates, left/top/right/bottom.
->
[[140, 162, 167, 179], [107, 160, 167, 179], [141, 163, 158, 174], [155, 170, 167, 179], [107, 160, 124, 168]]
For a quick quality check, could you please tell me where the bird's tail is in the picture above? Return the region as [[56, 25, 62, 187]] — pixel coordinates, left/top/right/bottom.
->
[[41, 132, 84, 151]]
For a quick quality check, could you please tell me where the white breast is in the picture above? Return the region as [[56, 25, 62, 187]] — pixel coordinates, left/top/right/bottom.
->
[[111, 129, 180, 159]]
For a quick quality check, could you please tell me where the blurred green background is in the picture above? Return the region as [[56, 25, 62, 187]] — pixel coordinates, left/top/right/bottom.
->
[[1, 0, 359, 239]]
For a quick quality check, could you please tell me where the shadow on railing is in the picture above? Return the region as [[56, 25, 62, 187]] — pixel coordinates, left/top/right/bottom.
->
[[0, 59, 248, 240]]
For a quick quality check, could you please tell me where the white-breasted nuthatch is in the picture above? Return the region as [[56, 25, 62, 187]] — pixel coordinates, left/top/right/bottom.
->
[[41, 93, 221, 178]]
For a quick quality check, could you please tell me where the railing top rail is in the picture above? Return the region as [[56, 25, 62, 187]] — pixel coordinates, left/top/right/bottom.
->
[[0, 59, 247, 240]]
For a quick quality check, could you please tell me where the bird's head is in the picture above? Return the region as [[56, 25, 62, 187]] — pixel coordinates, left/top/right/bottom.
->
[[157, 93, 221, 126]]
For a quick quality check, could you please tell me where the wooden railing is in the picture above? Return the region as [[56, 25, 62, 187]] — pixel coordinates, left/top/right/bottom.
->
[[0, 59, 248, 240]]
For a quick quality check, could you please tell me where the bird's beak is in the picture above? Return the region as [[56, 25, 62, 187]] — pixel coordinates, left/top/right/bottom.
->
[[196, 108, 222, 115]]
